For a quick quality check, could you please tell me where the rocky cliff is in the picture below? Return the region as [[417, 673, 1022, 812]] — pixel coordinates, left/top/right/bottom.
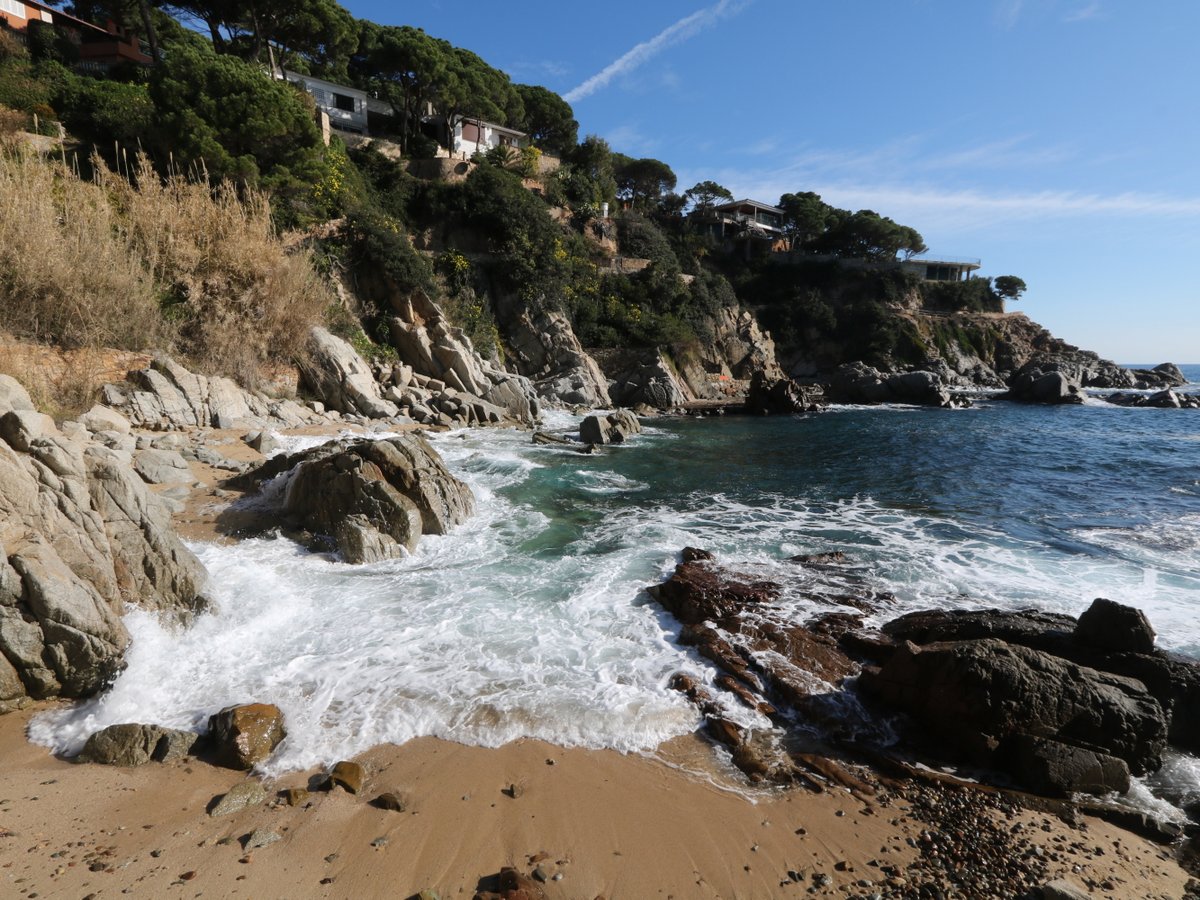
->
[[0, 375, 209, 713]]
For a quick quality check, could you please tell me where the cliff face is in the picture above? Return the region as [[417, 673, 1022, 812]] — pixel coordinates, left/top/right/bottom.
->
[[894, 310, 1138, 389]]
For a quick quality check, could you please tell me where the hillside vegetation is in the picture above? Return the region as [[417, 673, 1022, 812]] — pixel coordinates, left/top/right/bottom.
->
[[0, 0, 1025, 409]]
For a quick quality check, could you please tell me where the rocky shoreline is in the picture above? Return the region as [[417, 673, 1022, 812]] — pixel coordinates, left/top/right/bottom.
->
[[1, 308, 1197, 898]]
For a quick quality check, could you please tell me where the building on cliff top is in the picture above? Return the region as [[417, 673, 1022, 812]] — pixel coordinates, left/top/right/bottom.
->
[[899, 255, 982, 283], [1, 0, 151, 69]]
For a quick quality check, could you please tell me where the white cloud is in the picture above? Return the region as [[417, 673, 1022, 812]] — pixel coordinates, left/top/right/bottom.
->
[[995, 0, 1026, 28], [1063, 1, 1103, 23], [564, 0, 751, 104]]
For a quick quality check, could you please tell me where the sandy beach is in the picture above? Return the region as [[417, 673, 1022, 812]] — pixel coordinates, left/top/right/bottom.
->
[[0, 424, 1190, 898], [0, 702, 1190, 900]]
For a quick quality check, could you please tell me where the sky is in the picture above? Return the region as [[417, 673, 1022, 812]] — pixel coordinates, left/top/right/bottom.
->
[[346, 0, 1200, 363]]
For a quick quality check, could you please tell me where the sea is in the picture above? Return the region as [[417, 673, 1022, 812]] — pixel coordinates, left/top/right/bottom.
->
[[30, 366, 1200, 818]]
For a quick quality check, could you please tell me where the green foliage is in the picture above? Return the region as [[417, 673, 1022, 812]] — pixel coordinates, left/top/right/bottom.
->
[[54, 75, 153, 148], [684, 180, 732, 214], [147, 45, 328, 198], [343, 206, 436, 298], [347, 143, 418, 224], [993, 275, 1027, 301], [777, 191, 926, 260], [560, 135, 616, 207], [920, 277, 1002, 313], [613, 154, 676, 207], [0, 50, 53, 115], [513, 83, 577, 157]]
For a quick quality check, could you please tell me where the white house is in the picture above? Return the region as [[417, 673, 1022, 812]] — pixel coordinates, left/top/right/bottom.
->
[[899, 255, 982, 282], [447, 116, 527, 158], [279, 70, 369, 135]]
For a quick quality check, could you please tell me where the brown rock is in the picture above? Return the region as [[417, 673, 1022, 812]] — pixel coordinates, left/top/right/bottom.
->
[[372, 791, 407, 812], [329, 760, 364, 794], [208, 704, 286, 770], [283, 788, 309, 807]]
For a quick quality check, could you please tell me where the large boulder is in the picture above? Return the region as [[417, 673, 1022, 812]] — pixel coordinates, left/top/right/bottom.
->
[[113, 356, 322, 431], [209, 703, 286, 770], [579, 410, 641, 446], [0, 375, 35, 415], [857, 638, 1167, 787], [506, 309, 611, 409], [1075, 597, 1156, 654], [1001, 363, 1084, 404], [603, 349, 690, 410], [235, 435, 474, 564], [300, 328, 400, 419], [383, 290, 540, 425], [824, 362, 963, 407], [746, 371, 824, 414]]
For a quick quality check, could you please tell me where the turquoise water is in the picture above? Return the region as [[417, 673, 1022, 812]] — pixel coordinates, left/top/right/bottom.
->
[[30, 368, 1200, 814]]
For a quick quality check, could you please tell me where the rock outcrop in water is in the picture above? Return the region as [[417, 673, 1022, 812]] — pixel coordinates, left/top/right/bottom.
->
[[825, 362, 971, 408], [999, 362, 1085, 405], [228, 434, 474, 564], [649, 550, 1200, 802], [0, 376, 208, 714]]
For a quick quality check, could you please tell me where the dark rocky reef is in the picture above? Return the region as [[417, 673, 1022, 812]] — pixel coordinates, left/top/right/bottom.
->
[[825, 362, 972, 408], [648, 549, 1200, 807]]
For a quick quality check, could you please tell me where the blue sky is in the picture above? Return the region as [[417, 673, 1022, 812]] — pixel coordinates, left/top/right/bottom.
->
[[347, 1, 1200, 363]]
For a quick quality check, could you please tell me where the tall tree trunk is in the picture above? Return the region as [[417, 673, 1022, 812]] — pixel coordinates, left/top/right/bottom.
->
[[135, 0, 160, 64]]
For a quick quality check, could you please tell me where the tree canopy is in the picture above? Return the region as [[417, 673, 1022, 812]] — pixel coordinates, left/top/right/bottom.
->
[[777, 191, 926, 260], [514, 84, 577, 158], [684, 180, 732, 214], [993, 275, 1027, 301], [613, 155, 676, 207]]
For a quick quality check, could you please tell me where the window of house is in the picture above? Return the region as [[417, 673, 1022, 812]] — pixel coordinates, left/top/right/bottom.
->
[[0, 0, 27, 19], [333, 93, 356, 113], [460, 122, 481, 143]]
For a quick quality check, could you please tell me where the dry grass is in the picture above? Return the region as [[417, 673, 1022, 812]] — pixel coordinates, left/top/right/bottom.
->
[[0, 332, 152, 420], [0, 147, 331, 392]]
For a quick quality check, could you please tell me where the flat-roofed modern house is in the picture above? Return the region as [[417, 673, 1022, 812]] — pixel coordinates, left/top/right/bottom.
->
[[279, 70, 369, 135], [899, 255, 982, 282], [712, 199, 787, 240], [447, 116, 528, 158], [1, 0, 152, 68]]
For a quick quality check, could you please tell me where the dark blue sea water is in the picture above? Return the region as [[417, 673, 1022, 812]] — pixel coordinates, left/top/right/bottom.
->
[[33, 366, 1200, 816]]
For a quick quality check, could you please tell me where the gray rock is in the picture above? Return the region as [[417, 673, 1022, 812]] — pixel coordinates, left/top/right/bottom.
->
[[133, 448, 193, 485], [243, 828, 281, 850], [580, 410, 642, 446], [1001, 733, 1130, 796], [236, 435, 474, 564], [506, 309, 611, 409], [858, 638, 1167, 783], [300, 328, 400, 420], [76, 723, 199, 766], [209, 780, 267, 817], [1002, 363, 1084, 404], [1033, 879, 1091, 900], [0, 375, 34, 415], [79, 405, 131, 435]]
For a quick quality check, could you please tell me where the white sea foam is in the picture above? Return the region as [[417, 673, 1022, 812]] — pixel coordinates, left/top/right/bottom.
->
[[28, 408, 1200, 816]]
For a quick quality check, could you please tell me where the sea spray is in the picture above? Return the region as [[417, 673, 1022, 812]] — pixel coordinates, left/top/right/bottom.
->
[[30, 400, 1200, 813]]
